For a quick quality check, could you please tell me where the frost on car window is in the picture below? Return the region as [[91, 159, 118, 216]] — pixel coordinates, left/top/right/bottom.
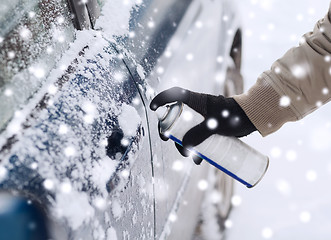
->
[[0, 0, 75, 132], [0, 33, 144, 235]]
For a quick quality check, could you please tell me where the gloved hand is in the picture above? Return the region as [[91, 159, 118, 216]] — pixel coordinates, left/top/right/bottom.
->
[[150, 87, 257, 163]]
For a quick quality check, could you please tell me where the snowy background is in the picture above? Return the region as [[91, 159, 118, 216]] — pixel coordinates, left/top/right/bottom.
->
[[226, 0, 331, 239]]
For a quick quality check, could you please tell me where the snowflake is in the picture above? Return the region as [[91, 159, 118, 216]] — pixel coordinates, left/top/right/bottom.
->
[[84, 115, 94, 124], [48, 85, 58, 95], [30, 162, 38, 169], [308, 7, 316, 15], [227, 29, 234, 36], [60, 181, 72, 193], [270, 146, 282, 158], [275, 179, 291, 196], [216, 56, 224, 63], [29, 66, 45, 79], [268, 23, 275, 30], [64, 146, 76, 157], [156, 67, 164, 75], [322, 87, 329, 95], [147, 20, 155, 28], [0, 166, 8, 182], [4, 89, 13, 97], [299, 211, 311, 223], [8, 51, 15, 59], [296, 14, 304, 21], [224, 219, 233, 229], [290, 34, 298, 42], [46, 46, 54, 54], [206, 118, 218, 130], [231, 195, 242, 207], [28, 11, 35, 18], [306, 170, 317, 182], [57, 35, 65, 43], [197, 179, 208, 191], [94, 197, 107, 210], [165, 50, 172, 58], [195, 21, 203, 28], [57, 16, 65, 24], [279, 96, 291, 107], [132, 97, 140, 105], [114, 72, 124, 82], [274, 67, 281, 74], [43, 179, 55, 190], [121, 138, 130, 147], [168, 212, 177, 222], [182, 110, 193, 122], [58, 124, 69, 134], [222, 110, 229, 118], [19, 27, 32, 40], [121, 170, 130, 178], [245, 29, 253, 37], [261, 227, 273, 239], [291, 65, 306, 78], [186, 53, 194, 61], [285, 150, 297, 162], [129, 31, 135, 38], [172, 160, 184, 171]]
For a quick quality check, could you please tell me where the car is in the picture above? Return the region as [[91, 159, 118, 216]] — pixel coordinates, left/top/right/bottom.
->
[[0, 0, 243, 239]]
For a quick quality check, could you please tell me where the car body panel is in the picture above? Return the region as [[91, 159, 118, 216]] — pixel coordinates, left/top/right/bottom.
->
[[116, 0, 241, 238], [0, 0, 242, 239], [0, 33, 154, 239]]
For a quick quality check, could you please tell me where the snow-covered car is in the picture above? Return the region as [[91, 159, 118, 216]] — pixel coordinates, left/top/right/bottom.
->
[[0, 0, 243, 239]]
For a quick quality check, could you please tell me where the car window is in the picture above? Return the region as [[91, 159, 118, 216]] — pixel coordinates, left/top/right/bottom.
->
[[126, 0, 194, 74], [0, 0, 75, 132]]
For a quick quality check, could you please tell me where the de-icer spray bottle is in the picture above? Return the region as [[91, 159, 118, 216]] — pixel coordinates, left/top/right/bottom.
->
[[156, 102, 269, 188]]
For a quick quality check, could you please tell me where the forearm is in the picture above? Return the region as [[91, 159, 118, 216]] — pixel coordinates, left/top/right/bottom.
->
[[234, 4, 331, 136]]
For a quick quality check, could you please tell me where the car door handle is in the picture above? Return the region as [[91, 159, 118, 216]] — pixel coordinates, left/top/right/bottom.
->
[[106, 124, 143, 193]]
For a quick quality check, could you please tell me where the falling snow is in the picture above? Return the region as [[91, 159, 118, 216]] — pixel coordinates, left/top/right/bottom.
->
[[279, 96, 291, 107], [198, 179, 209, 191], [206, 118, 218, 130], [226, 2, 331, 239], [222, 109, 230, 118], [291, 65, 306, 78], [261, 227, 273, 239]]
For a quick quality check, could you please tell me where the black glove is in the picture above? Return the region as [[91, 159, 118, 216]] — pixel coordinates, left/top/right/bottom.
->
[[150, 87, 257, 162]]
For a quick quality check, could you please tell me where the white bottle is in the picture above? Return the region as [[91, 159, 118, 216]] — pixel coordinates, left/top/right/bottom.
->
[[156, 102, 269, 188]]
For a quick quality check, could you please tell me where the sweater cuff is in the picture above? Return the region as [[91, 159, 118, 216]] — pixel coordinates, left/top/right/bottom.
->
[[233, 74, 298, 137]]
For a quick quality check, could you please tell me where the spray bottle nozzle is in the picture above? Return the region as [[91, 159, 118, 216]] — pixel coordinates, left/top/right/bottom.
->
[[155, 106, 169, 121]]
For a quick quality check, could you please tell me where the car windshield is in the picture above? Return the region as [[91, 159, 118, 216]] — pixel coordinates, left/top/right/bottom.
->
[[0, 0, 75, 132]]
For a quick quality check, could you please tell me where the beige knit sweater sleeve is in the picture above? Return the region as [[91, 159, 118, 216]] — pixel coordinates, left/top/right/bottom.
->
[[233, 4, 331, 137]]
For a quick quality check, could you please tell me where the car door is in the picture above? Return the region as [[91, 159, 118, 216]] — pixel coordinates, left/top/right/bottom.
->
[[0, 0, 154, 239], [117, 0, 234, 238], [114, 0, 225, 237]]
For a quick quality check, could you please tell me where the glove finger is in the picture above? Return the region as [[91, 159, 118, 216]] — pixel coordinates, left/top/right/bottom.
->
[[182, 121, 214, 148], [150, 87, 189, 111], [175, 142, 190, 157], [192, 155, 203, 165], [158, 121, 169, 141]]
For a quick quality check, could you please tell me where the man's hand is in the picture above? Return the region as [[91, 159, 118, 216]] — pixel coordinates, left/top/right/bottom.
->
[[150, 87, 257, 160]]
